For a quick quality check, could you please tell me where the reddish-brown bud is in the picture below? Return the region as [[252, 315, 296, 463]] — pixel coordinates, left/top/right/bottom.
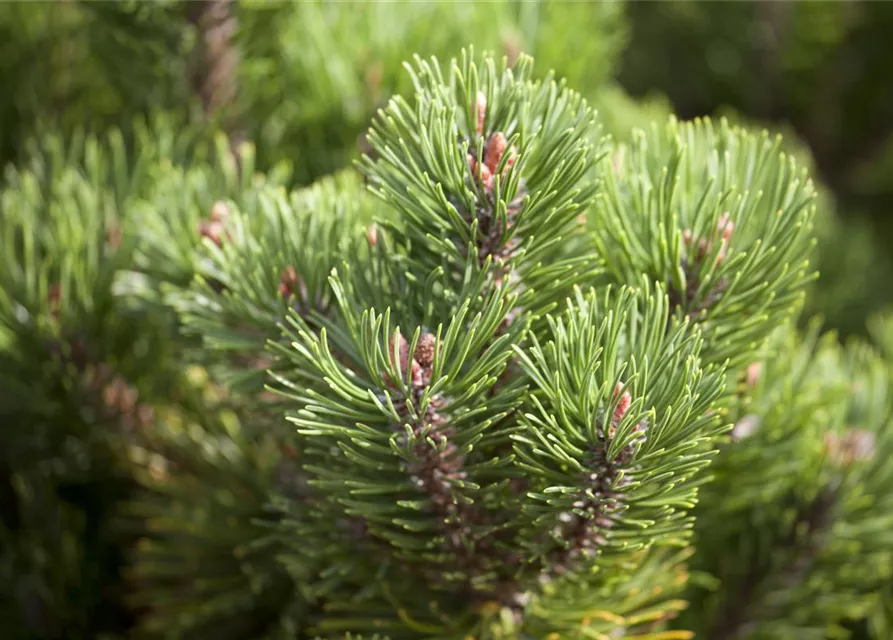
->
[[198, 219, 227, 246], [278, 266, 307, 302], [477, 162, 493, 189], [416, 333, 437, 367], [48, 283, 62, 318], [389, 332, 411, 374], [717, 213, 735, 242], [367, 224, 378, 247], [612, 382, 631, 425], [485, 132, 508, 173]]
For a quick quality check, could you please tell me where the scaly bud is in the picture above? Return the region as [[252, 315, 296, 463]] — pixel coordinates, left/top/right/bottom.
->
[[389, 332, 411, 376], [612, 382, 631, 425], [485, 132, 508, 173], [745, 362, 762, 388], [717, 213, 735, 242], [477, 162, 493, 190], [48, 283, 62, 317], [475, 91, 487, 136], [415, 333, 437, 367], [278, 266, 298, 298]]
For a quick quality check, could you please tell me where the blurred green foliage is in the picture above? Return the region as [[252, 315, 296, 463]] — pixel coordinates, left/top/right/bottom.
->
[[620, 0, 893, 335]]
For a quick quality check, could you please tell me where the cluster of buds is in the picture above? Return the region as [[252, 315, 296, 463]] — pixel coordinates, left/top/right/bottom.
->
[[468, 132, 518, 193], [198, 201, 231, 247], [549, 386, 645, 576], [682, 213, 735, 266], [278, 265, 308, 303], [823, 428, 875, 467], [467, 92, 518, 194], [671, 214, 734, 317], [386, 331, 437, 390]]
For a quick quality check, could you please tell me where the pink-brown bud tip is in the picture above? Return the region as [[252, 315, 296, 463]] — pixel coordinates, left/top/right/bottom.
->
[[367, 224, 378, 247], [389, 332, 410, 373], [477, 162, 493, 189], [199, 220, 226, 246], [717, 213, 735, 242], [211, 201, 230, 223], [612, 382, 631, 425], [475, 91, 487, 136], [746, 362, 762, 388], [278, 266, 299, 298], [485, 132, 508, 173]]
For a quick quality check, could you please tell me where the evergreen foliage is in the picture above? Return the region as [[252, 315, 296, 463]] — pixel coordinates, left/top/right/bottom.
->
[[1, 3, 892, 640]]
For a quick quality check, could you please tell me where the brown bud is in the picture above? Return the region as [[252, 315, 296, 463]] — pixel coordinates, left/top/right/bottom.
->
[[612, 382, 631, 425], [367, 224, 378, 247], [715, 213, 734, 263], [389, 332, 410, 374], [825, 429, 875, 466], [416, 334, 436, 367], [48, 283, 62, 317], [475, 91, 487, 136], [199, 219, 226, 247], [210, 201, 230, 223], [716, 213, 734, 242], [745, 362, 762, 388], [485, 132, 508, 173], [477, 162, 493, 189], [278, 266, 297, 297], [106, 225, 122, 250], [278, 266, 307, 302]]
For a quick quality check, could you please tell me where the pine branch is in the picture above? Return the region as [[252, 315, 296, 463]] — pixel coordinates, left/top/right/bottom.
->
[[591, 117, 818, 368], [708, 484, 839, 640]]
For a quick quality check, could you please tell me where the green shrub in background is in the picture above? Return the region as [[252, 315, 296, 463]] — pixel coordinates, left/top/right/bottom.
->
[[620, 0, 893, 336]]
